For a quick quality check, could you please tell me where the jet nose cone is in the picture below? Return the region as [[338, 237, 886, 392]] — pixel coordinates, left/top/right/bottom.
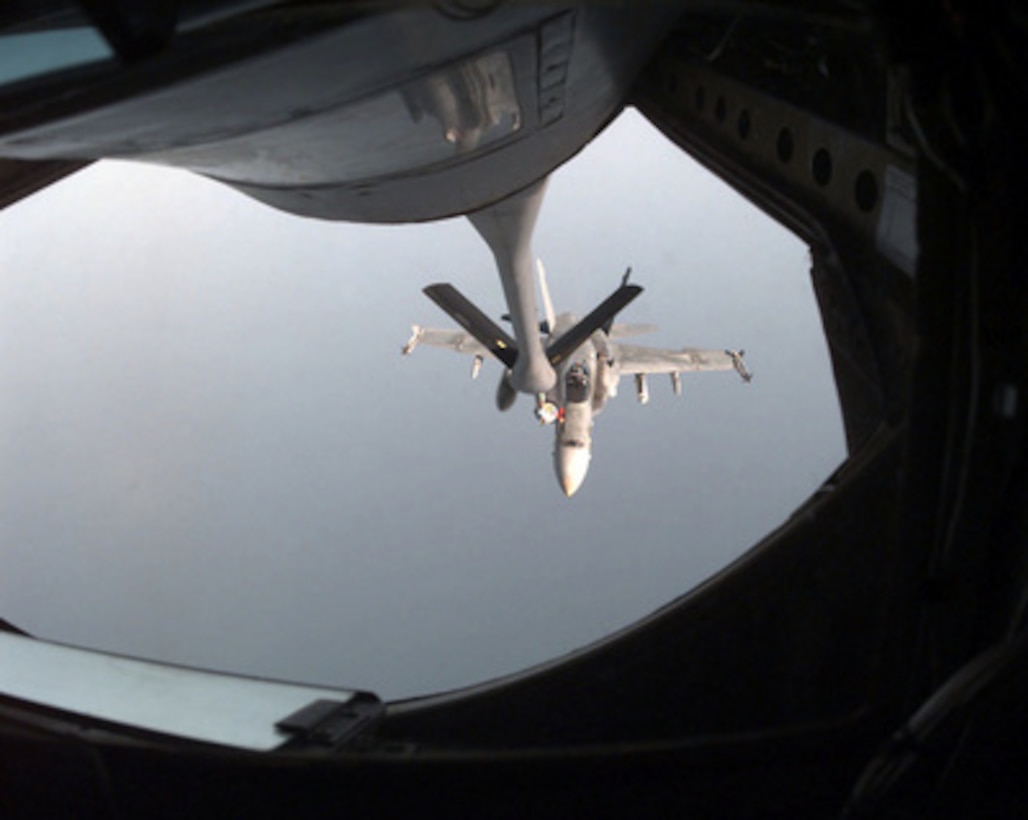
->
[[556, 445, 591, 497], [561, 474, 583, 497]]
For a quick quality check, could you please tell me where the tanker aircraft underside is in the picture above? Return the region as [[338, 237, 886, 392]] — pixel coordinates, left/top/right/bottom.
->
[[403, 263, 751, 496]]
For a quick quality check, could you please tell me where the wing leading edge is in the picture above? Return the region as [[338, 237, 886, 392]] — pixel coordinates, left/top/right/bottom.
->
[[616, 345, 752, 381], [401, 326, 490, 357]]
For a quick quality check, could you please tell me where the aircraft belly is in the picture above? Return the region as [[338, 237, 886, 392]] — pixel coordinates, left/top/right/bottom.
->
[[0, 6, 682, 223]]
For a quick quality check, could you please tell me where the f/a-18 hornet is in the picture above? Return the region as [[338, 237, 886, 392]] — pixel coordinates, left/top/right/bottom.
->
[[403, 261, 752, 497]]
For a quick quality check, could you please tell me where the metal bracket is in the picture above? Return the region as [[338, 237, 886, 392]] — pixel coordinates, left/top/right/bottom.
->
[[275, 693, 385, 750]]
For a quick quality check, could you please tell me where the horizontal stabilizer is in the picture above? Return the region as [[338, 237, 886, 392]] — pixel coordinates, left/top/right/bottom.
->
[[423, 284, 519, 368], [546, 284, 643, 367]]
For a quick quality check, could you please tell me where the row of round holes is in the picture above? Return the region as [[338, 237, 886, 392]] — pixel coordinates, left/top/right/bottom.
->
[[676, 76, 880, 215]]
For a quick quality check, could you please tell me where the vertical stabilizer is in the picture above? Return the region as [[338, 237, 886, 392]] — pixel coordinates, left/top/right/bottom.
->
[[537, 258, 557, 334]]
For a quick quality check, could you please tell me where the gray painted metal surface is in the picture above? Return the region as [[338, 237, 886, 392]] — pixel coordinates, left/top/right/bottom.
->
[[0, 631, 359, 750]]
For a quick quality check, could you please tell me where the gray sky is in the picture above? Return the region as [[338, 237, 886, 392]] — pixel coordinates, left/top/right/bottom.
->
[[0, 108, 843, 699]]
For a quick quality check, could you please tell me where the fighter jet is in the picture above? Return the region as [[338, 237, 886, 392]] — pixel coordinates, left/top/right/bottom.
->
[[403, 262, 752, 496]]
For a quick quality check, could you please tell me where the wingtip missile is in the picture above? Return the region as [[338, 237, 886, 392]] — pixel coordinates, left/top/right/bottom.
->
[[726, 349, 753, 382], [402, 325, 423, 355]]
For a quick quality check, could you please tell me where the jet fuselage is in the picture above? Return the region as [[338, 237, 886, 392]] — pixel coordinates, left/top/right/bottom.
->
[[546, 316, 615, 496]]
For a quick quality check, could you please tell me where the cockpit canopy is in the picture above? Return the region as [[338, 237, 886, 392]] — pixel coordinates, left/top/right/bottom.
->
[[565, 363, 590, 404]]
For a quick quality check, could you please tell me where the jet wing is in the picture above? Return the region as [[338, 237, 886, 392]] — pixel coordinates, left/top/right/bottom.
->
[[402, 326, 490, 357], [608, 323, 658, 339], [616, 345, 752, 380], [422, 283, 518, 368]]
